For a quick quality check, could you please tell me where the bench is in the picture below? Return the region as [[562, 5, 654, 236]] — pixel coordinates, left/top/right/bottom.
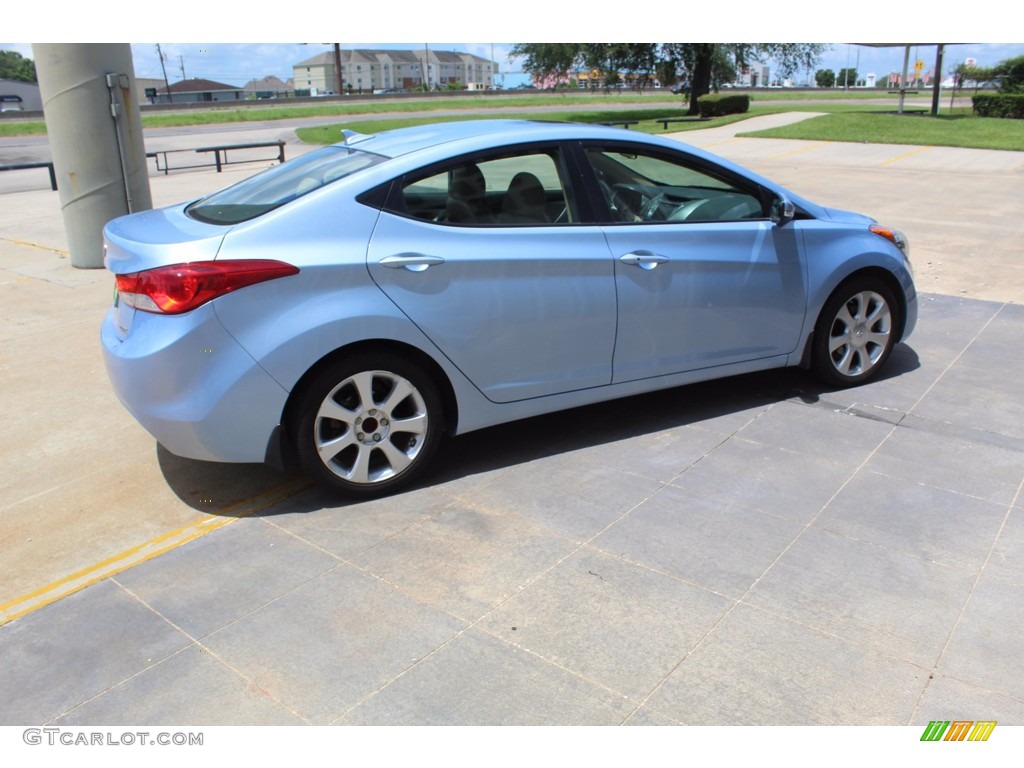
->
[[871, 108, 928, 115], [656, 117, 711, 129], [599, 120, 638, 129]]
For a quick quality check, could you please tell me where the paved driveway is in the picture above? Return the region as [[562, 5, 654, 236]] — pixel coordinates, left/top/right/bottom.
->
[[1, 115, 1021, 726]]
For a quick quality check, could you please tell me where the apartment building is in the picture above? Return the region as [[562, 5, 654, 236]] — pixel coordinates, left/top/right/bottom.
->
[[293, 48, 498, 93]]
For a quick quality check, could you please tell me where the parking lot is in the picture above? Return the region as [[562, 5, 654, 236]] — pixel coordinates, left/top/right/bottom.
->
[[1, 113, 1022, 726]]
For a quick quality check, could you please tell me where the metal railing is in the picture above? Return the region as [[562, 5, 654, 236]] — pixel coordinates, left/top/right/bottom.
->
[[0, 140, 286, 192], [0, 161, 58, 191], [146, 140, 286, 175]]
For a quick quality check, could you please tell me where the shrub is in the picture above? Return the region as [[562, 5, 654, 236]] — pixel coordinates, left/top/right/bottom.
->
[[996, 55, 1024, 93], [697, 93, 750, 117], [973, 93, 1024, 119]]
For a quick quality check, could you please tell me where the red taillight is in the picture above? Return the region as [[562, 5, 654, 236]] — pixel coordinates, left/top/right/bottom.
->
[[115, 260, 299, 314]]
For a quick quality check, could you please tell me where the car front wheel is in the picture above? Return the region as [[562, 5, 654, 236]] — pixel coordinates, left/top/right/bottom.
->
[[293, 353, 443, 498], [812, 278, 898, 387]]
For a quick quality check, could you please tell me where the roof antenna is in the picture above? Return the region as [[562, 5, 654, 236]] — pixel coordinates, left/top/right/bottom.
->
[[340, 128, 369, 145]]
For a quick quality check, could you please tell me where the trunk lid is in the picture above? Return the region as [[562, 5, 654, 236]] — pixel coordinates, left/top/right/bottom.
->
[[103, 204, 229, 274]]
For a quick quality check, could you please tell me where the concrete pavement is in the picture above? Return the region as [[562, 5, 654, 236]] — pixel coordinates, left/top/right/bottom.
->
[[0, 114, 1022, 725]]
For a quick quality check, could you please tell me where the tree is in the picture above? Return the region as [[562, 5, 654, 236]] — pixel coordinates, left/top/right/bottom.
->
[[961, 55, 1024, 92], [956, 62, 994, 88], [511, 43, 826, 115], [815, 68, 836, 88], [510, 43, 659, 90], [0, 50, 37, 82], [996, 55, 1024, 92], [837, 68, 859, 88], [661, 43, 724, 113]]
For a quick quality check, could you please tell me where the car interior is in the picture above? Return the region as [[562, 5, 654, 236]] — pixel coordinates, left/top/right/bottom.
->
[[392, 146, 766, 227], [398, 153, 571, 226]]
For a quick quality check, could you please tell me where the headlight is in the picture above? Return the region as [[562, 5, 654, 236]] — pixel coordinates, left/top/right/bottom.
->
[[870, 225, 910, 259]]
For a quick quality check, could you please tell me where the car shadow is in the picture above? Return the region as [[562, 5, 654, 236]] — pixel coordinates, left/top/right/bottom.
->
[[157, 344, 920, 515], [430, 345, 920, 485]]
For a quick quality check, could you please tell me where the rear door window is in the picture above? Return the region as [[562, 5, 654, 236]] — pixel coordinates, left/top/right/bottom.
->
[[389, 148, 575, 226]]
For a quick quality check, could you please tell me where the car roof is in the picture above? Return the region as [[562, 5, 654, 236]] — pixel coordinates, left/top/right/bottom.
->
[[334, 119, 658, 159]]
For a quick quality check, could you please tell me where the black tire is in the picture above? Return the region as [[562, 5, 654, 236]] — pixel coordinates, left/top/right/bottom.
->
[[811, 277, 899, 388], [292, 352, 444, 499]]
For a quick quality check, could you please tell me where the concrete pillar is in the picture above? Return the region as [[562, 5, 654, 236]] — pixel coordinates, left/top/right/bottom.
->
[[33, 44, 152, 268]]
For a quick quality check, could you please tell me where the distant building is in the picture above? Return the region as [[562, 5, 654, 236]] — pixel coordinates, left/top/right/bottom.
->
[[564, 69, 659, 89], [0, 78, 42, 111], [293, 49, 498, 94], [736, 63, 770, 87], [243, 76, 291, 100], [153, 78, 245, 104], [135, 77, 165, 106]]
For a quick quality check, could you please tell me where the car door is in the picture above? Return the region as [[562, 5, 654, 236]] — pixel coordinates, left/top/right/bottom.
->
[[367, 145, 617, 403], [582, 144, 808, 383]]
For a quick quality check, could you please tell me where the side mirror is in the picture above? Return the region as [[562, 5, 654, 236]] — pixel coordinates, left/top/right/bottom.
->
[[771, 197, 795, 225]]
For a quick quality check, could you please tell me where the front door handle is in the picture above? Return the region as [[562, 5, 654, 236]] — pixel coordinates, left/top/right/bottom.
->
[[379, 253, 446, 272], [620, 251, 669, 270]]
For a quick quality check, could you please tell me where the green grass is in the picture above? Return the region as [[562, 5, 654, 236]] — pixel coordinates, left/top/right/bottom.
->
[[738, 111, 1024, 151], [307, 103, 1021, 152], [0, 92, 688, 136], [0, 120, 46, 136], [293, 103, 946, 144], [0, 88, 934, 137], [139, 93, 668, 126]]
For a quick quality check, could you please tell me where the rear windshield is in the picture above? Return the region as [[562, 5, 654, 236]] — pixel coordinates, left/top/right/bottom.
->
[[186, 145, 386, 224]]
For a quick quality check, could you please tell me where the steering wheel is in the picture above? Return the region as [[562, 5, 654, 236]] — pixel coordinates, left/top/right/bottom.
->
[[612, 183, 647, 221], [641, 192, 667, 221]]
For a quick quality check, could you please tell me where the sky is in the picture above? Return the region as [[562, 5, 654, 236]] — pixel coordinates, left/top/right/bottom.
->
[[4, 2, 1022, 88]]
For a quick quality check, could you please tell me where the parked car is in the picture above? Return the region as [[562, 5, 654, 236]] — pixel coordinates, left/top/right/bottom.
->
[[670, 82, 689, 95], [102, 120, 916, 498]]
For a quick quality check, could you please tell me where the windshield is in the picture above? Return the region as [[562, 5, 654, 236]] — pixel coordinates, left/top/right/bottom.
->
[[186, 145, 387, 224]]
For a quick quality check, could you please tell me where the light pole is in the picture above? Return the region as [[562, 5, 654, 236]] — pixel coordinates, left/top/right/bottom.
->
[[33, 44, 153, 268], [333, 44, 343, 95]]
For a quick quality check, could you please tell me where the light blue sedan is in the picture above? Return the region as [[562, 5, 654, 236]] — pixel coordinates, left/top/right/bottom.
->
[[101, 120, 916, 497]]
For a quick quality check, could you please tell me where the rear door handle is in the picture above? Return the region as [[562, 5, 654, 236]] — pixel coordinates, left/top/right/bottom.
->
[[379, 253, 446, 272], [620, 251, 669, 270]]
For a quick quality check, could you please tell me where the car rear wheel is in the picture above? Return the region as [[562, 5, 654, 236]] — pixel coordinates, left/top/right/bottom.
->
[[812, 277, 898, 387], [293, 353, 443, 498]]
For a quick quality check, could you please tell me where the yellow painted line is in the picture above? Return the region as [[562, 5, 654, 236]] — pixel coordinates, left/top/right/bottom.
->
[[768, 141, 831, 160], [0, 476, 312, 626], [880, 146, 934, 166], [0, 237, 68, 255]]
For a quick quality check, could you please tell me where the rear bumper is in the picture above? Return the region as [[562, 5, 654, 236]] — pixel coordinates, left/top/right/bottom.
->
[[101, 306, 289, 463]]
